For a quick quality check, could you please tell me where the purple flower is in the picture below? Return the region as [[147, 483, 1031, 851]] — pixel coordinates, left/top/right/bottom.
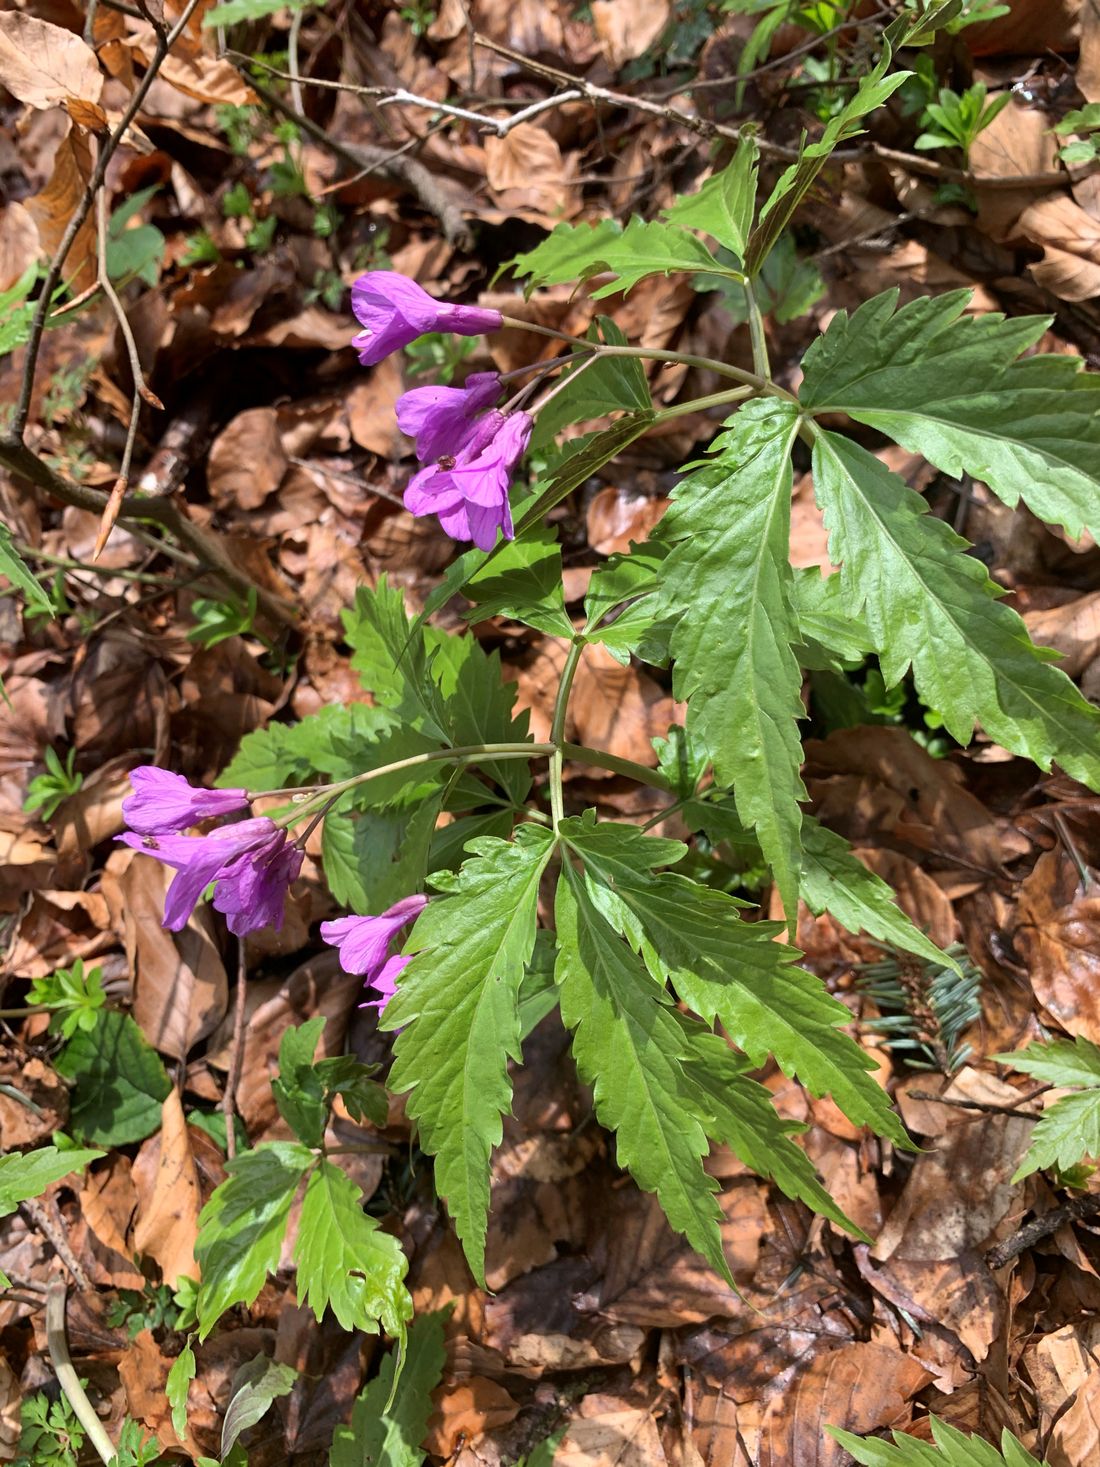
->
[[351, 272, 503, 367], [118, 817, 302, 936], [395, 372, 502, 463], [321, 894, 428, 1013], [122, 766, 250, 835], [404, 411, 532, 552]]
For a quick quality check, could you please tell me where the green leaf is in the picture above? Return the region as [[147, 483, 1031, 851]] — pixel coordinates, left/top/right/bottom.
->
[[997, 1036, 1100, 1088], [801, 818, 959, 971], [746, 50, 909, 274], [799, 288, 1100, 542], [295, 1160, 412, 1340], [680, 1027, 861, 1235], [218, 703, 402, 792], [1010, 1090, 1100, 1181], [584, 547, 671, 666], [429, 809, 514, 873], [385, 825, 555, 1285], [0, 523, 51, 614], [828, 1415, 1042, 1466], [329, 1310, 447, 1467], [810, 429, 1100, 789], [532, 317, 651, 445], [554, 859, 730, 1279], [194, 1141, 313, 1339], [0, 1145, 103, 1217], [221, 1355, 298, 1458], [428, 631, 533, 803], [271, 1016, 328, 1148], [204, 0, 313, 23], [344, 578, 448, 739], [512, 414, 657, 542], [323, 797, 441, 915], [511, 218, 720, 298], [658, 397, 806, 921], [790, 568, 872, 668], [559, 815, 908, 1147], [56, 1010, 172, 1146], [166, 1342, 195, 1443], [461, 527, 573, 638], [698, 232, 824, 325], [664, 137, 758, 258], [106, 186, 165, 287]]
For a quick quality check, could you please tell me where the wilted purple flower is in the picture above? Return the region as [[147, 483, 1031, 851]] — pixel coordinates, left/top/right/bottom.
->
[[404, 411, 532, 552], [395, 372, 502, 463], [122, 766, 250, 835], [321, 893, 429, 1013], [118, 817, 302, 936], [351, 272, 503, 367]]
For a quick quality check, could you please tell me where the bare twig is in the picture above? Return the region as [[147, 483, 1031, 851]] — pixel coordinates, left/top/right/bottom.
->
[[908, 1086, 1052, 1118], [222, 939, 249, 1162], [986, 1193, 1100, 1269], [92, 177, 164, 561], [473, 34, 1077, 191], [20, 1198, 92, 1292], [46, 1282, 117, 1466], [0, 438, 298, 628], [7, 0, 205, 444]]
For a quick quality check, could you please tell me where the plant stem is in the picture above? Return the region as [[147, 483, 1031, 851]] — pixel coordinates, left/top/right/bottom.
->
[[530, 351, 603, 415], [742, 278, 771, 378], [651, 386, 754, 423], [549, 641, 586, 829], [561, 741, 674, 793], [268, 743, 558, 825], [47, 1281, 117, 1465]]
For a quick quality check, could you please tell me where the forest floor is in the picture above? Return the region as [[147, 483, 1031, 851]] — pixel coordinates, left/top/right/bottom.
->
[[4, 0, 1100, 1463]]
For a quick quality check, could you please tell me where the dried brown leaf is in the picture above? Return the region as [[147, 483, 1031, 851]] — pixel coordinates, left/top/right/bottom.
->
[[1015, 847, 1100, 1043], [591, 0, 670, 66], [556, 1395, 668, 1467], [24, 118, 96, 295], [0, 13, 103, 110], [0, 202, 39, 293], [131, 1090, 202, 1287], [207, 406, 289, 510]]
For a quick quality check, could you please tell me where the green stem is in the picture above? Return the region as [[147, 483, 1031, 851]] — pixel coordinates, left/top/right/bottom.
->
[[651, 385, 754, 423], [270, 742, 557, 825], [0, 1007, 52, 1019], [549, 641, 586, 830], [530, 351, 603, 415], [742, 278, 771, 379], [561, 741, 674, 793]]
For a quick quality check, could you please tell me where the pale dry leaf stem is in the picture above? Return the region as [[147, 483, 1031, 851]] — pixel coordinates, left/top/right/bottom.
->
[[46, 1281, 117, 1466]]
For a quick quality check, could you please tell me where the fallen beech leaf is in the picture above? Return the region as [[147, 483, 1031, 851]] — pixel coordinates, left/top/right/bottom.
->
[[118, 1328, 181, 1448], [557, 1394, 668, 1467], [0, 203, 40, 293], [425, 1377, 519, 1457], [586, 487, 669, 556], [25, 118, 97, 295], [1019, 195, 1100, 302], [79, 1155, 146, 1289], [158, 52, 257, 107], [131, 1090, 202, 1287], [1015, 848, 1100, 1044], [1024, 592, 1100, 679], [1046, 1369, 1100, 1467], [207, 407, 289, 510], [592, 0, 670, 67], [0, 13, 103, 110], [760, 1343, 931, 1466], [483, 124, 576, 223]]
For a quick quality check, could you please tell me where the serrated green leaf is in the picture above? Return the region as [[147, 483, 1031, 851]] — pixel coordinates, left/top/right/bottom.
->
[[829, 1415, 1041, 1466], [204, 0, 312, 22], [800, 288, 1100, 542], [583, 547, 671, 666], [221, 1355, 298, 1458], [295, 1159, 412, 1339], [997, 1036, 1100, 1088], [1010, 1090, 1100, 1181], [329, 1310, 446, 1467], [428, 809, 514, 872], [790, 568, 872, 669], [512, 414, 657, 543], [558, 815, 908, 1146], [461, 527, 573, 638], [747, 51, 909, 275], [664, 137, 758, 258], [55, 1010, 171, 1146], [195, 1142, 313, 1339], [511, 218, 721, 298], [218, 704, 404, 793], [697, 232, 824, 326], [658, 397, 805, 921], [0, 523, 51, 614], [0, 1145, 104, 1217], [344, 577, 449, 738], [271, 1017, 328, 1147], [810, 429, 1100, 789], [554, 859, 730, 1280], [533, 317, 651, 445], [166, 1342, 195, 1443], [680, 1027, 862, 1235], [801, 818, 959, 971], [384, 825, 555, 1284], [428, 632, 533, 802], [323, 796, 441, 915]]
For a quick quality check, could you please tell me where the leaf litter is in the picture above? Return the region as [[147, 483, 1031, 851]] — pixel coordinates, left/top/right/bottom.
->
[[3, 1, 1100, 1464]]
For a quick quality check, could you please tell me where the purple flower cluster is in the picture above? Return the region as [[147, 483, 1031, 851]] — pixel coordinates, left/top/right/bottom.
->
[[321, 894, 428, 1014], [119, 767, 302, 937], [350, 272, 533, 552]]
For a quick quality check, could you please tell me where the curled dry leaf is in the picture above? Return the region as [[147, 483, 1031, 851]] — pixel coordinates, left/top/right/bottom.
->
[[0, 202, 39, 293], [131, 1089, 203, 1288], [207, 406, 289, 510], [556, 1394, 668, 1467], [483, 124, 578, 225], [0, 13, 103, 110], [158, 52, 257, 108], [1024, 591, 1100, 679], [1015, 847, 1100, 1044], [1046, 1369, 1100, 1467], [25, 118, 97, 295], [425, 1378, 520, 1458], [591, 0, 670, 66], [1018, 195, 1100, 302]]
